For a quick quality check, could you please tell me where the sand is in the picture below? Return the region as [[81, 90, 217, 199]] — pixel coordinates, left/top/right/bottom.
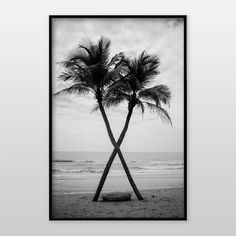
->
[[51, 188, 184, 219]]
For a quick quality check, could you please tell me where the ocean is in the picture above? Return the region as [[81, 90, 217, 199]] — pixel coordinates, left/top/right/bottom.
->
[[52, 152, 184, 195]]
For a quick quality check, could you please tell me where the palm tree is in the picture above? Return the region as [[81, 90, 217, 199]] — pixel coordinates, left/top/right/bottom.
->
[[93, 51, 172, 201], [54, 37, 143, 201]]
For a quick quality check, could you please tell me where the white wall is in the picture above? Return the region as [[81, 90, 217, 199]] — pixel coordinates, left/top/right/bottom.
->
[[0, 0, 236, 235]]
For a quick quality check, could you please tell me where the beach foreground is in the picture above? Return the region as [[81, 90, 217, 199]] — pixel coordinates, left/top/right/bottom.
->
[[51, 188, 184, 219]]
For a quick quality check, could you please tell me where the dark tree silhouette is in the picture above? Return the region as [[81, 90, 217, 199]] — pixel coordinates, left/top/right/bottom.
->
[[55, 37, 143, 201], [93, 51, 172, 201]]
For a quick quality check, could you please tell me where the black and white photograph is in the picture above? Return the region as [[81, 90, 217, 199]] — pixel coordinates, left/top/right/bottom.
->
[[50, 16, 187, 220]]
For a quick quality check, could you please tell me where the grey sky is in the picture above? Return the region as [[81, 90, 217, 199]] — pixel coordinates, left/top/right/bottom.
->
[[52, 18, 184, 152]]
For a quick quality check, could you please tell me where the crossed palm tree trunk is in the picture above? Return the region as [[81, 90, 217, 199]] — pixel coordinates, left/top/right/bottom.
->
[[54, 37, 170, 202], [94, 101, 143, 201]]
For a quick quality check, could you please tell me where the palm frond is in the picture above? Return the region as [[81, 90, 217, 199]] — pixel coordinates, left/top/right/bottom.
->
[[58, 60, 77, 68], [54, 83, 93, 96], [102, 61, 128, 86], [57, 71, 73, 81], [128, 51, 160, 87], [138, 84, 171, 106], [140, 62, 160, 86], [135, 99, 145, 114], [76, 38, 95, 65], [57, 67, 89, 83], [78, 38, 93, 56], [144, 102, 172, 125], [98, 36, 111, 67], [128, 75, 144, 91], [65, 45, 92, 67], [91, 103, 100, 112], [105, 89, 130, 101], [103, 97, 125, 109], [105, 77, 131, 97], [107, 52, 125, 69], [103, 89, 129, 108], [138, 51, 160, 66]]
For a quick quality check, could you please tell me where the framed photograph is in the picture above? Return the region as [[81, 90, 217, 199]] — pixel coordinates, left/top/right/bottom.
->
[[49, 15, 187, 220]]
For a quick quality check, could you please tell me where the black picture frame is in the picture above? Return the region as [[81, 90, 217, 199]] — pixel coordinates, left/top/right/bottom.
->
[[49, 15, 187, 221]]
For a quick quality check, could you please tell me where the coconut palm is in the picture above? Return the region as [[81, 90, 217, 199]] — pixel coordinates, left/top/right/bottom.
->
[[93, 51, 172, 201], [55, 37, 143, 201]]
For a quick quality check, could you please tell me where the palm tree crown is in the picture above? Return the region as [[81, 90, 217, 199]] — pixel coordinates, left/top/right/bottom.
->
[[104, 51, 172, 125], [55, 37, 126, 103]]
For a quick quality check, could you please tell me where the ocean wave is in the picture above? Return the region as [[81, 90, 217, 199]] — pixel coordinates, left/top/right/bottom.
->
[[52, 159, 184, 177], [130, 165, 183, 170], [53, 169, 103, 174]]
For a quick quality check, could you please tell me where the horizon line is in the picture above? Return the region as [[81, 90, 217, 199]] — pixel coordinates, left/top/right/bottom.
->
[[53, 150, 183, 153]]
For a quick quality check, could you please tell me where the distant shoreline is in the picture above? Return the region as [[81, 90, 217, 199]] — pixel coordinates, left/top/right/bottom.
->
[[52, 151, 184, 162]]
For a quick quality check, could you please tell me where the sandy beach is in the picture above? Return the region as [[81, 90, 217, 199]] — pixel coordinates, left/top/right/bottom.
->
[[51, 188, 184, 219]]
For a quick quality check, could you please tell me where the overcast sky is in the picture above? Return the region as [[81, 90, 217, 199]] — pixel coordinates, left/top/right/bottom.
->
[[52, 18, 184, 152]]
